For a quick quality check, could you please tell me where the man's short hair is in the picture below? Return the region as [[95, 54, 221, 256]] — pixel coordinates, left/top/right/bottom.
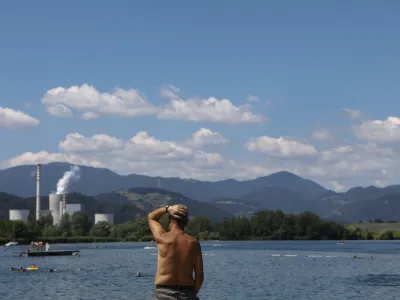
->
[[170, 204, 189, 227]]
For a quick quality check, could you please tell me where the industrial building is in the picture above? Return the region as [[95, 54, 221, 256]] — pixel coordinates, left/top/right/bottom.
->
[[48, 193, 83, 225], [9, 164, 115, 228], [66, 204, 83, 216], [9, 209, 30, 223], [49, 193, 63, 226], [95, 213, 114, 225]]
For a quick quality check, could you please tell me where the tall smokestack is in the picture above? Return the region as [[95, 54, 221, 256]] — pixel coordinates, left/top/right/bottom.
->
[[36, 164, 41, 220]]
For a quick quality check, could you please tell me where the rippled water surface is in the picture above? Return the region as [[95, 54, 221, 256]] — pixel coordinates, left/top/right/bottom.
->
[[1, 241, 400, 300]]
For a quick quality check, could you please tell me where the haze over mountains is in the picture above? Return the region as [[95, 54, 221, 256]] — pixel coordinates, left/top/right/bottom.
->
[[1, 162, 400, 222]]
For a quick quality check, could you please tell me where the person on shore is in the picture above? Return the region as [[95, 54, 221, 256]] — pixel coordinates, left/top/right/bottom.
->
[[148, 204, 204, 300]]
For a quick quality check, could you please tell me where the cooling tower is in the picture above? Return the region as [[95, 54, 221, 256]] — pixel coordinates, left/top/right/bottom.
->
[[9, 209, 30, 223], [59, 200, 64, 218], [95, 214, 114, 225], [49, 193, 62, 226]]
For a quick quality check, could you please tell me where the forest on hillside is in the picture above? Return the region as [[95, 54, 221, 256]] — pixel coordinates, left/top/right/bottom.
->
[[1, 210, 394, 244]]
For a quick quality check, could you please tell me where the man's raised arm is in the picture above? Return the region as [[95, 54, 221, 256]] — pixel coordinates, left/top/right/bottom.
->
[[148, 207, 168, 243], [148, 205, 188, 243]]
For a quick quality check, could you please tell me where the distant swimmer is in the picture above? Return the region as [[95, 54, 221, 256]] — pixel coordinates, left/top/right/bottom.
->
[[48, 269, 56, 272], [136, 272, 141, 277], [148, 204, 203, 300], [10, 267, 14, 271]]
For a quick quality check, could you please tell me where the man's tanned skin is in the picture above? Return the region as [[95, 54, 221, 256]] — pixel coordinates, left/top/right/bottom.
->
[[148, 205, 204, 296]]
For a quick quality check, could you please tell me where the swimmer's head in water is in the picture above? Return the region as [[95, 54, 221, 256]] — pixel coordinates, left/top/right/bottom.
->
[[169, 204, 189, 228]]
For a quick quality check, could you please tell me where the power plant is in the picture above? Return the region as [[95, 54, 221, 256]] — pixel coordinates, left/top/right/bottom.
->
[[48, 193, 84, 225], [36, 164, 41, 220], [9, 209, 30, 223], [66, 204, 83, 216], [9, 164, 115, 227], [95, 214, 114, 225], [49, 193, 63, 226]]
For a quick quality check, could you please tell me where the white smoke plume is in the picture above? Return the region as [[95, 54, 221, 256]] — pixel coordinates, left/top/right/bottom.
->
[[56, 165, 80, 195]]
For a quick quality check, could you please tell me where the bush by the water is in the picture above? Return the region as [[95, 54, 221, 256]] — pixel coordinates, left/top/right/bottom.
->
[[0, 210, 382, 244]]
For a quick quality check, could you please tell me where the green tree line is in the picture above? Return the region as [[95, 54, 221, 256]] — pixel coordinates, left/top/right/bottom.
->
[[0, 210, 397, 244]]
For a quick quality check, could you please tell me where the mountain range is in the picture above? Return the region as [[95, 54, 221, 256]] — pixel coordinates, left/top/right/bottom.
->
[[0, 188, 232, 223], [1, 162, 400, 222]]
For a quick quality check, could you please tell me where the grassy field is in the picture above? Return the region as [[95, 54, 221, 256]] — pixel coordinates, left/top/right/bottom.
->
[[350, 222, 400, 233], [349, 223, 400, 239]]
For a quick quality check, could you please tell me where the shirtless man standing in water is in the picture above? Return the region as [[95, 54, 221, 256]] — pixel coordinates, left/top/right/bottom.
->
[[148, 204, 204, 300]]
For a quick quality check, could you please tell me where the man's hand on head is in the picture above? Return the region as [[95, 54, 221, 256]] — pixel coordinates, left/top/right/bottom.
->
[[168, 204, 188, 219]]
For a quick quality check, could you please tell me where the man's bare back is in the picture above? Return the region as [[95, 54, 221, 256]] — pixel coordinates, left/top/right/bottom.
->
[[148, 205, 204, 299], [155, 230, 199, 286]]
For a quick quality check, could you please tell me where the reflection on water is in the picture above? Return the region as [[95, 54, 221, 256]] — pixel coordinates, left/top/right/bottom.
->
[[1, 241, 400, 300], [354, 274, 400, 287]]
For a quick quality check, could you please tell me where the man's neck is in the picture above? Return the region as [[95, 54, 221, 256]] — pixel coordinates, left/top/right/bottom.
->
[[169, 223, 184, 232]]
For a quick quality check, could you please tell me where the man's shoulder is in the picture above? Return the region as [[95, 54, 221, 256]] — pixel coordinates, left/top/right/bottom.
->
[[184, 233, 199, 243]]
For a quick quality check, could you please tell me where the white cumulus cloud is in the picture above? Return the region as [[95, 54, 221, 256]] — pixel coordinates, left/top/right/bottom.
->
[[245, 136, 318, 158], [354, 116, 400, 143], [330, 181, 346, 192], [312, 128, 332, 141], [0, 107, 40, 129], [59, 133, 126, 152], [158, 87, 265, 124], [47, 104, 74, 118], [186, 128, 229, 148], [1, 130, 237, 180], [3, 103, 400, 189], [81, 112, 100, 120], [41, 84, 158, 118], [41, 83, 266, 125]]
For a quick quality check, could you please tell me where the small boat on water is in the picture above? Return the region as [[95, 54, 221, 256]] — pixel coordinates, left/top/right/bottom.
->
[[5, 241, 18, 247], [5, 222, 18, 246], [14, 250, 80, 257], [144, 240, 157, 249]]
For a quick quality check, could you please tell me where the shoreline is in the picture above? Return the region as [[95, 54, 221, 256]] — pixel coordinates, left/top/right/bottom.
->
[[2, 238, 399, 246]]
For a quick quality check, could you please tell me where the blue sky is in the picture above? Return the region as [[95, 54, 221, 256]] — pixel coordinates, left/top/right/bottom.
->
[[1, 1, 400, 191]]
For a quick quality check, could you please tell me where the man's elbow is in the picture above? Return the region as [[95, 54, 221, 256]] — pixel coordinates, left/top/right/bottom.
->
[[196, 274, 204, 283]]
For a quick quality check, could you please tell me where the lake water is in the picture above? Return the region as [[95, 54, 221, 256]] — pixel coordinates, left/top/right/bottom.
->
[[1, 241, 400, 300]]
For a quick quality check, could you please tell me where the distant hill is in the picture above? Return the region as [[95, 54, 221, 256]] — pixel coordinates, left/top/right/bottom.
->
[[2, 162, 400, 222], [0, 163, 224, 202], [0, 192, 33, 220], [94, 187, 232, 221], [239, 171, 329, 200], [0, 163, 329, 202], [210, 198, 257, 216], [240, 186, 313, 213], [0, 188, 231, 223], [312, 186, 400, 222]]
